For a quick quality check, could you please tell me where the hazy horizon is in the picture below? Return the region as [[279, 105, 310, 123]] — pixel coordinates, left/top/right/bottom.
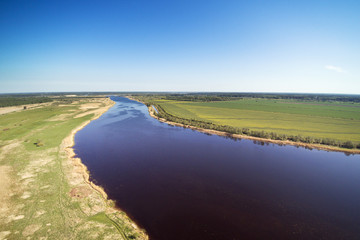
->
[[1, 1, 359, 94], [2, 91, 360, 96]]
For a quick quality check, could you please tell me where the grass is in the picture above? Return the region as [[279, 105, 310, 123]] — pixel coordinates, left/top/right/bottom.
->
[[152, 98, 360, 144], [0, 98, 147, 239]]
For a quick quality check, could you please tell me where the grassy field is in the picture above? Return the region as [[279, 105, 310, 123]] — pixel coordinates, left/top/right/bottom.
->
[[152, 98, 360, 144], [0, 98, 147, 240]]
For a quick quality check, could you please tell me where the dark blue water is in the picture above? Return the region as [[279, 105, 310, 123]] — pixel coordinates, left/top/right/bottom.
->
[[75, 97, 360, 240]]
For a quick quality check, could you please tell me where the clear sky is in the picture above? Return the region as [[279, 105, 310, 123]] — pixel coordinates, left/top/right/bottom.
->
[[0, 0, 359, 94]]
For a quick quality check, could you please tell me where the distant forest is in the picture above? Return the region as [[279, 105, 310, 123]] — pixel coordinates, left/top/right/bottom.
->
[[156, 93, 360, 102], [0, 97, 53, 107], [1, 92, 359, 107]]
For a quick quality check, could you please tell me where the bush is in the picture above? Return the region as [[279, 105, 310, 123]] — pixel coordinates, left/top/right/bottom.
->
[[342, 141, 354, 149], [242, 128, 250, 135], [0, 96, 52, 107], [34, 139, 44, 147]]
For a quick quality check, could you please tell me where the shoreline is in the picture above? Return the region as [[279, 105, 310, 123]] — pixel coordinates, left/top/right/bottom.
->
[[128, 97, 360, 155], [61, 97, 147, 237], [62, 97, 115, 200]]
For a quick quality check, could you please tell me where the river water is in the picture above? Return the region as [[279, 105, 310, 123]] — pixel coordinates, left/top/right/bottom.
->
[[74, 96, 360, 240]]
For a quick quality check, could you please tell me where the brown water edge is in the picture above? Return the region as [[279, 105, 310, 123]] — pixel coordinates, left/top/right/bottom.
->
[[62, 98, 114, 199], [128, 97, 360, 155], [62, 97, 148, 239]]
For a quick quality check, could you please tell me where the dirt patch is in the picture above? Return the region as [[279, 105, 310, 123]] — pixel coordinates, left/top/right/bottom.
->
[[0, 166, 11, 199], [70, 186, 92, 198], [22, 224, 41, 237], [0, 166, 11, 218], [46, 113, 74, 121], [0, 106, 24, 115], [18, 153, 55, 185], [0, 231, 11, 240], [74, 109, 101, 118], [0, 102, 52, 115], [29, 155, 54, 168], [20, 172, 35, 180], [34, 210, 46, 218], [79, 103, 101, 110], [20, 191, 31, 199], [22, 178, 35, 186], [0, 141, 21, 162], [7, 215, 24, 222]]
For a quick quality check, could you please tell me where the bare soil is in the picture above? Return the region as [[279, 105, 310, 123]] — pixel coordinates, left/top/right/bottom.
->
[[0, 102, 52, 115]]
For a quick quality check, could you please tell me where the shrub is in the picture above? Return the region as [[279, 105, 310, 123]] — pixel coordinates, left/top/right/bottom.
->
[[342, 141, 354, 149], [34, 139, 44, 147]]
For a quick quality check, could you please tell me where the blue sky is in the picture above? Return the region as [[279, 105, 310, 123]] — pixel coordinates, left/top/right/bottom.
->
[[0, 0, 359, 93]]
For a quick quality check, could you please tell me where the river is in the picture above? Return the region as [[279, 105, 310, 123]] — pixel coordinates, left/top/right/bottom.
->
[[74, 96, 360, 240]]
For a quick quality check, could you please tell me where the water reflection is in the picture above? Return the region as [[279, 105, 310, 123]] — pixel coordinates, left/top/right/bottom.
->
[[75, 96, 360, 240]]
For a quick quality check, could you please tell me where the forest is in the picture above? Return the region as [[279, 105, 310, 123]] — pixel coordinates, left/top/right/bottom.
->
[[0, 96, 53, 107]]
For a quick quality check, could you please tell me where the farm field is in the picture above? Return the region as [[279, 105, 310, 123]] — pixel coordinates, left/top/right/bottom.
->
[[0, 97, 146, 240], [153, 98, 360, 144]]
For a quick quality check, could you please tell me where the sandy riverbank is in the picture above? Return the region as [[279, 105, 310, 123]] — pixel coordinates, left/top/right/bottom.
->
[[62, 97, 148, 238], [0, 97, 148, 239], [61, 97, 115, 200]]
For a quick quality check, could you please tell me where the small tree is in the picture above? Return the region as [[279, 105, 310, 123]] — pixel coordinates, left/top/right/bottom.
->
[[34, 139, 44, 147], [342, 141, 354, 149]]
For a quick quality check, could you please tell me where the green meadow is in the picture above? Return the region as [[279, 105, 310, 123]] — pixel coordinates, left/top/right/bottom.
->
[[153, 98, 360, 144], [0, 98, 146, 240]]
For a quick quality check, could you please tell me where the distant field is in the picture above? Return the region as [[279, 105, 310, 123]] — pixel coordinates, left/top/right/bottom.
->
[[153, 98, 360, 144]]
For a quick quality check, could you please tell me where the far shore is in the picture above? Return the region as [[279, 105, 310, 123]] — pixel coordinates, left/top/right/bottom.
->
[[127, 96, 360, 155]]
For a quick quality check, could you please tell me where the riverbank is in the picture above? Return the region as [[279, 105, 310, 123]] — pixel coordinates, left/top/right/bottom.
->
[[149, 106, 360, 154], [62, 98, 114, 201], [0, 97, 147, 239], [129, 97, 359, 155], [62, 97, 148, 239]]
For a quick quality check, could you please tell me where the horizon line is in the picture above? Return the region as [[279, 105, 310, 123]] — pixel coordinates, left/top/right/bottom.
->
[[1, 91, 360, 96]]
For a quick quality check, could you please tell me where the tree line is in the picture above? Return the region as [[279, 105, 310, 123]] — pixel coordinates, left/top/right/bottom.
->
[[0, 97, 53, 107], [148, 93, 360, 103]]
